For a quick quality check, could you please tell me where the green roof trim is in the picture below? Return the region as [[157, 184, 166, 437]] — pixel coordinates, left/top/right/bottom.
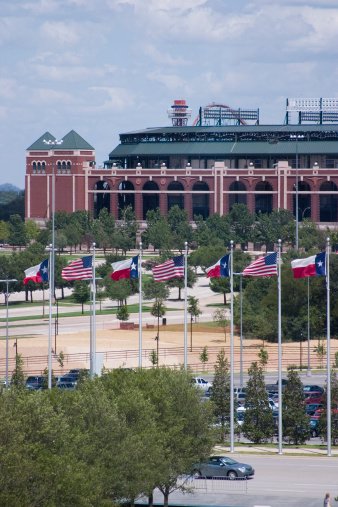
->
[[27, 130, 94, 151], [109, 140, 338, 158]]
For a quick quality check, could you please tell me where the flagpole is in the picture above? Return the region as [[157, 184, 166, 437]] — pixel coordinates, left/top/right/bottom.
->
[[230, 240, 234, 453], [92, 243, 96, 378], [48, 244, 52, 389], [90, 279, 93, 378], [326, 237, 331, 456], [240, 273, 243, 389], [139, 243, 143, 368], [277, 238, 282, 454], [307, 276, 311, 376], [184, 241, 188, 370]]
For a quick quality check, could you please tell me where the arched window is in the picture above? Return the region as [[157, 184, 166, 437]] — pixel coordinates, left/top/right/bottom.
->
[[294, 181, 311, 221], [320, 181, 338, 222], [143, 181, 159, 220], [229, 181, 247, 210], [167, 181, 184, 211], [57, 161, 61, 174], [192, 181, 209, 219], [255, 181, 273, 215], [62, 161, 66, 174], [33, 162, 36, 174], [67, 161, 71, 174], [94, 180, 111, 218], [42, 162, 46, 174], [37, 162, 41, 174], [118, 180, 135, 218]]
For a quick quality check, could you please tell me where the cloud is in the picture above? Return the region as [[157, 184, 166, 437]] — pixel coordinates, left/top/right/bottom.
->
[[89, 86, 135, 111], [40, 21, 81, 46]]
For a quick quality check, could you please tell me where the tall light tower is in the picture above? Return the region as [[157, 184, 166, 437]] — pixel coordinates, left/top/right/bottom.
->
[[167, 100, 192, 126], [43, 138, 63, 388]]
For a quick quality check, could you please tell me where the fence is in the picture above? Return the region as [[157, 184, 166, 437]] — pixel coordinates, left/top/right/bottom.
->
[[1, 342, 337, 377], [187, 476, 248, 494]]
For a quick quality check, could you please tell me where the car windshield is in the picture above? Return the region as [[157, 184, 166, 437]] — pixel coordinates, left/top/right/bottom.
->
[[220, 457, 237, 465]]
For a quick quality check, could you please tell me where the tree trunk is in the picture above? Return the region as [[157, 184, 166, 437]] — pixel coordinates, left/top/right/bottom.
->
[[163, 486, 170, 507], [82, 303, 84, 314], [148, 492, 154, 507], [178, 286, 181, 300], [30, 290, 33, 303], [223, 292, 227, 305]]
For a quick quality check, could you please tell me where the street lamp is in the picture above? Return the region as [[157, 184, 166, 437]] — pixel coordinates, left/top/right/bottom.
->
[[299, 206, 310, 222], [290, 135, 304, 250], [0, 278, 17, 388]]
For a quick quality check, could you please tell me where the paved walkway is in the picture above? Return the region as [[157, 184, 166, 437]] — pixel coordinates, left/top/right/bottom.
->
[[214, 443, 338, 457]]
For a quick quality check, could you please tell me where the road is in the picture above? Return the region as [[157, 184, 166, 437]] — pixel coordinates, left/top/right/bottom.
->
[[139, 454, 338, 507]]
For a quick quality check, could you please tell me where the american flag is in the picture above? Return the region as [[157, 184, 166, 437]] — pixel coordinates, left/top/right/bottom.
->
[[152, 255, 184, 282], [242, 252, 277, 277], [62, 256, 93, 281]]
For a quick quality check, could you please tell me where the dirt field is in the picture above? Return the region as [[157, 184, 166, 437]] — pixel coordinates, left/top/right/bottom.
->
[[3, 323, 338, 376]]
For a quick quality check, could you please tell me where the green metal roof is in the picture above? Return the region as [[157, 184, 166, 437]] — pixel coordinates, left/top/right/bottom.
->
[[109, 140, 338, 158], [120, 124, 338, 136], [27, 130, 94, 150]]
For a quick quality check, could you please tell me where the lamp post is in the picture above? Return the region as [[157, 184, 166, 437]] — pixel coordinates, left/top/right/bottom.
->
[[0, 278, 17, 388], [299, 206, 310, 222], [290, 135, 304, 250]]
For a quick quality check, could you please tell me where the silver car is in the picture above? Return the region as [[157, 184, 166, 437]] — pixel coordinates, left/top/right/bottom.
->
[[194, 455, 255, 480]]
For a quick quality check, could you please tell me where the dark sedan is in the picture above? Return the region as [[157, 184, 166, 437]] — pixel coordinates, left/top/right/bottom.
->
[[193, 456, 254, 480]]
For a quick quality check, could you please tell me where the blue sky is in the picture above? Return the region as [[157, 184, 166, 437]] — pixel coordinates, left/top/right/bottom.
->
[[1, 0, 338, 189]]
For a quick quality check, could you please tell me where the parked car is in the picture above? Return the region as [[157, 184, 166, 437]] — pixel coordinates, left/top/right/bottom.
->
[[192, 377, 212, 392], [25, 376, 43, 390], [268, 398, 278, 410], [303, 385, 324, 394], [193, 456, 254, 480], [59, 375, 77, 386], [310, 415, 319, 437], [234, 387, 246, 395], [304, 391, 323, 404], [236, 393, 246, 405], [57, 380, 76, 390], [306, 403, 323, 415]]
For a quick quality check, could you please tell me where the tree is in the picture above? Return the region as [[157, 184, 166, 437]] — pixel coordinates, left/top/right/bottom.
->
[[144, 209, 172, 253], [72, 280, 90, 314], [242, 361, 275, 444], [225, 203, 255, 245], [57, 351, 65, 370], [41, 367, 57, 389], [149, 349, 158, 366], [318, 370, 338, 446], [258, 348, 268, 369], [188, 295, 202, 351], [133, 367, 215, 507], [167, 205, 193, 251], [8, 214, 28, 250], [116, 304, 130, 322], [25, 219, 40, 242], [209, 348, 230, 442], [165, 264, 197, 300], [0, 220, 9, 244], [11, 354, 25, 389], [213, 308, 228, 343], [282, 366, 310, 444], [199, 346, 209, 371]]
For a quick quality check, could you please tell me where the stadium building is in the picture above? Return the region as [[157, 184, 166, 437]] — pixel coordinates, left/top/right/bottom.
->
[[25, 98, 338, 227]]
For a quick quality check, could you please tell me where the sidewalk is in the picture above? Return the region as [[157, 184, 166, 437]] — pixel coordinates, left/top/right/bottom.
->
[[214, 443, 338, 456]]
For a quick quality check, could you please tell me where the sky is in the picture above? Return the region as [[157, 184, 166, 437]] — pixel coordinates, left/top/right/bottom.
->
[[1, 0, 338, 189]]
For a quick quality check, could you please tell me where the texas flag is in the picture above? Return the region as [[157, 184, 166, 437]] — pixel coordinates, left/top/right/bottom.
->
[[24, 258, 49, 285], [291, 252, 326, 279], [206, 254, 230, 278], [110, 255, 139, 281]]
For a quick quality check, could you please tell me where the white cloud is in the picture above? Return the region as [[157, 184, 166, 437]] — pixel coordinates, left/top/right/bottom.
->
[[89, 86, 135, 111], [40, 21, 81, 46]]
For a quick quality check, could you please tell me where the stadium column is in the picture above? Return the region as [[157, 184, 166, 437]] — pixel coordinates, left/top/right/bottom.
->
[[135, 191, 142, 220]]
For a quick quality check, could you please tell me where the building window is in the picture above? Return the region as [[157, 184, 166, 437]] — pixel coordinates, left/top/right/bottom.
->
[[143, 181, 159, 220], [57, 161, 61, 174], [32, 162, 36, 174], [255, 181, 273, 214], [192, 181, 209, 219], [326, 159, 334, 169], [37, 162, 41, 174], [167, 181, 184, 211], [229, 181, 247, 210], [42, 162, 46, 174], [320, 181, 337, 222], [62, 162, 66, 174], [67, 161, 71, 174]]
